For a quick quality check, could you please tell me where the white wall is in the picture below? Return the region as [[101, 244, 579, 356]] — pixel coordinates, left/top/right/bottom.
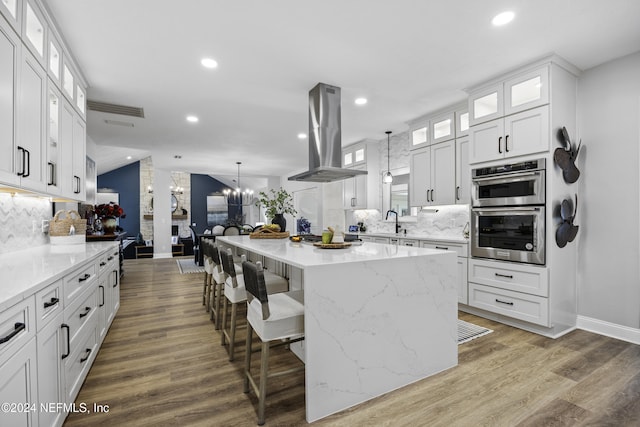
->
[[577, 51, 640, 328]]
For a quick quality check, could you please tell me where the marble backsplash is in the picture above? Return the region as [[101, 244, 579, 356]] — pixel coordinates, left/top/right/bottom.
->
[[0, 194, 51, 254], [349, 204, 470, 239]]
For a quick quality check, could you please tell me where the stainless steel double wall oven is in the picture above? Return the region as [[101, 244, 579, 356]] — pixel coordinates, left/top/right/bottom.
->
[[471, 159, 546, 265]]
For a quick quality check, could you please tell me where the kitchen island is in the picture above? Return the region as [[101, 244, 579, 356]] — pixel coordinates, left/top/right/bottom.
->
[[217, 236, 458, 422]]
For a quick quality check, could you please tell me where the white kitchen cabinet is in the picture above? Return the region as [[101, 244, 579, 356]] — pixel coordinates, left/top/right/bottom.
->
[[0, 338, 38, 427], [47, 31, 62, 86], [0, 0, 21, 33], [421, 241, 469, 304], [399, 239, 418, 247], [21, 0, 46, 69], [342, 142, 366, 168], [410, 140, 455, 206], [455, 107, 469, 138], [430, 111, 455, 144], [0, 16, 20, 187], [16, 46, 46, 193], [57, 97, 86, 200], [469, 105, 549, 164], [469, 65, 549, 127], [72, 112, 86, 199], [343, 167, 367, 209], [408, 117, 429, 150], [455, 137, 470, 204], [46, 80, 61, 194], [37, 311, 66, 427]]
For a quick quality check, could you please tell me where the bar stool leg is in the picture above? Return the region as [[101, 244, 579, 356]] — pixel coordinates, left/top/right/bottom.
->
[[221, 295, 228, 346], [258, 341, 270, 426], [244, 323, 253, 393], [229, 302, 238, 361], [214, 282, 223, 329]]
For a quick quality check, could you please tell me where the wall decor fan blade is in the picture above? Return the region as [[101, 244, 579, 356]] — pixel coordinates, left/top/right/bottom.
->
[[561, 126, 572, 150], [560, 199, 573, 220], [554, 147, 572, 169], [567, 224, 579, 242], [563, 164, 581, 184], [556, 223, 569, 248]]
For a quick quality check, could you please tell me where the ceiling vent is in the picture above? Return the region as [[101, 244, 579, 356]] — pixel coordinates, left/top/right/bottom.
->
[[87, 100, 145, 118]]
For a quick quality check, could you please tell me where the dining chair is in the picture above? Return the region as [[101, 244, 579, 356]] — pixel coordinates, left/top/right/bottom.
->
[[219, 248, 288, 361], [242, 260, 304, 426]]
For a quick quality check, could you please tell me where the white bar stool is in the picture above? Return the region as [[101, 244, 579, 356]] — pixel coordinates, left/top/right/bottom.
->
[[242, 260, 304, 426], [220, 248, 288, 361]]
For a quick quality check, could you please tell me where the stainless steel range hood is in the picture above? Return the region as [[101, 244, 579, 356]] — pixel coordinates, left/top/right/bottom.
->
[[288, 83, 368, 183]]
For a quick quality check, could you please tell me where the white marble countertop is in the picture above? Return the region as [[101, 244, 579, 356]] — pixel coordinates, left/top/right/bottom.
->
[[0, 242, 118, 312], [358, 232, 469, 244], [217, 235, 450, 269]]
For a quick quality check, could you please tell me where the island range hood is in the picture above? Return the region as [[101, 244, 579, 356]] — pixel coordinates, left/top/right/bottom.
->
[[288, 83, 368, 183]]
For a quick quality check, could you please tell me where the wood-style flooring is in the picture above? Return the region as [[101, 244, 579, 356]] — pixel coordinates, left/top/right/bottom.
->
[[64, 258, 640, 427]]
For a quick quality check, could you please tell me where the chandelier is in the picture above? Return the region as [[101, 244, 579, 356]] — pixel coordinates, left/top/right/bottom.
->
[[223, 162, 254, 206]]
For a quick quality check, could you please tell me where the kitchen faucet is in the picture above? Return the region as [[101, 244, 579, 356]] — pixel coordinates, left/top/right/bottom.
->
[[385, 210, 401, 234]]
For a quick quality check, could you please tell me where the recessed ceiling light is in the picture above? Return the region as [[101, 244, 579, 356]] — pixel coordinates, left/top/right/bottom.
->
[[492, 11, 515, 26], [297, 133, 307, 139], [126, 156, 132, 160], [201, 58, 218, 69], [186, 115, 199, 123], [355, 97, 368, 106]]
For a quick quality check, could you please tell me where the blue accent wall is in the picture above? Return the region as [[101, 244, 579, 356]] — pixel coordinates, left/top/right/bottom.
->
[[190, 174, 229, 233], [97, 162, 140, 238]]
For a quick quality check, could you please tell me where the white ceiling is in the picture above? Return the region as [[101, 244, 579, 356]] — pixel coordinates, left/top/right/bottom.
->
[[44, 0, 640, 184]]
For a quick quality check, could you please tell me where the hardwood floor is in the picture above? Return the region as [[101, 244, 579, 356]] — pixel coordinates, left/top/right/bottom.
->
[[64, 258, 640, 427]]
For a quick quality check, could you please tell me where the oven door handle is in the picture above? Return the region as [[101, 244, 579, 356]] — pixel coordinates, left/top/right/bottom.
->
[[472, 171, 541, 183], [472, 207, 542, 214]]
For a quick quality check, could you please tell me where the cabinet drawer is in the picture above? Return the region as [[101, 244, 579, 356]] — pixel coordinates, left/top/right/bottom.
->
[[64, 325, 97, 403], [35, 279, 63, 331], [0, 297, 36, 360], [469, 258, 548, 297], [64, 260, 96, 305], [469, 283, 549, 327], [399, 239, 419, 247], [421, 241, 468, 258], [97, 253, 109, 274], [64, 285, 97, 347]]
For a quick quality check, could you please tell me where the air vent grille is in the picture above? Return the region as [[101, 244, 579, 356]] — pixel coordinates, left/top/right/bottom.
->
[[87, 100, 145, 118]]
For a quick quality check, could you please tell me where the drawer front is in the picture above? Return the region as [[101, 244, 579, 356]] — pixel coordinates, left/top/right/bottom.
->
[[97, 253, 109, 274], [400, 239, 419, 247], [64, 326, 98, 403], [35, 279, 64, 331], [64, 286, 98, 347], [469, 283, 549, 327], [421, 241, 468, 257], [0, 297, 36, 361], [469, 258, 548, 297], [64, 261, 97, 305]]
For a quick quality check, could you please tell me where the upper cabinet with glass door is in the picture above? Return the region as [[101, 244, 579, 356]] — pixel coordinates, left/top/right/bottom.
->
[[455, 106, 469, 138], [0, 0, 22, 34], [407, 116, 429, 150], [468, 65, 549, 126], [430, 111, 455, 144], [21, 0, 46, 69], [342, 142, 366, 168], [47, 29, 62, 86], [61, 54, 86, 119]]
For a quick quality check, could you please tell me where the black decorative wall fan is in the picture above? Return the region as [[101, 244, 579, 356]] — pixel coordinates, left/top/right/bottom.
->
[[554, 127, 582, 184], [556, 194, 579, 248]]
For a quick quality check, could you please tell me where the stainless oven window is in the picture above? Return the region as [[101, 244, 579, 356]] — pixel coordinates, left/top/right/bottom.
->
[[472, 171, 545, 206], [478, 214, 536, 251]]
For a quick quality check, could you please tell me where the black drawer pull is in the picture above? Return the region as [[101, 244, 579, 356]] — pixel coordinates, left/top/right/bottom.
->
[[495, 273, 514, 279], [113, 270, 119, 287], [44, 297, 59, 308], [99, 286, 105, 307], [80, 348, 92, 363], [61, 324, 70, 359], [100, 262, 106, 267], [495, 299, 514, 306], [0, 322, 26, 344], [78, 273, 91, 282], [79, 307, 91, 318], [435, 246, 449, 250], [107, 256, 114, 261]]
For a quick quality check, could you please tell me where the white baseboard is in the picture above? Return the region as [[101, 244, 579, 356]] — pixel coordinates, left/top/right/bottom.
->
[[153, 252, 173, 259], [577, 315, 640, 345]]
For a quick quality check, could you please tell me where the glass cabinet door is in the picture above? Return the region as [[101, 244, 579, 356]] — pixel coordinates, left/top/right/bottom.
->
[[62, 62, 74, 100], [48, 35, 61, 84], [76, 84, 85, 115], [504, 66, 549, 116], [455, 109, 469, 137], [0, 0, 20, 32], [23, 0, 46, 64], [410, 125, 429, 150], [469, 84, 503, 126], [47, 85, 60, 191], [431, 112, 454, 144]]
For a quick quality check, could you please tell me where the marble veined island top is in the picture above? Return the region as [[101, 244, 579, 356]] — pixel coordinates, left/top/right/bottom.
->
[[217, 235, 458, 422]]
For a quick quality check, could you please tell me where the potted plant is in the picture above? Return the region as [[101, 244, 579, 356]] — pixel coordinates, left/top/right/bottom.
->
[[256, 188, 297, 232], [94, 202, 126, 234]]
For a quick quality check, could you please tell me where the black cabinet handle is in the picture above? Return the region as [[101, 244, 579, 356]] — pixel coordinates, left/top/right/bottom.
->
[[99, 286, 105, 307], [80, 348, 92, 363], [496, 299, 514, 306], [113, 270, 119, 287], [498, 136, 503, 154], [505, 135, 510, 152], [17, 146, 25, 176], [100, 262, 106, 267], [73, 175, 81, 194], [107, 256, 114, 261], [0, 322, 26, 344], [48, 162, 56, 185], [78, 273, 91, 282], [61, 324, 70, 359], [435, 246, 449, 250], [456, 186, 460, 201], [495, 273, 514, 279], [79, 306, 91, 319], [23, 148, 30, 178], [431, 189, 434, 202], [44, 297, 59, 308]]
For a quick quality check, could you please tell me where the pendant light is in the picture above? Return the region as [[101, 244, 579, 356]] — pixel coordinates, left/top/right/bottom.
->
[[223, 161, 254, 206], [383, 131, 393, 183]]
